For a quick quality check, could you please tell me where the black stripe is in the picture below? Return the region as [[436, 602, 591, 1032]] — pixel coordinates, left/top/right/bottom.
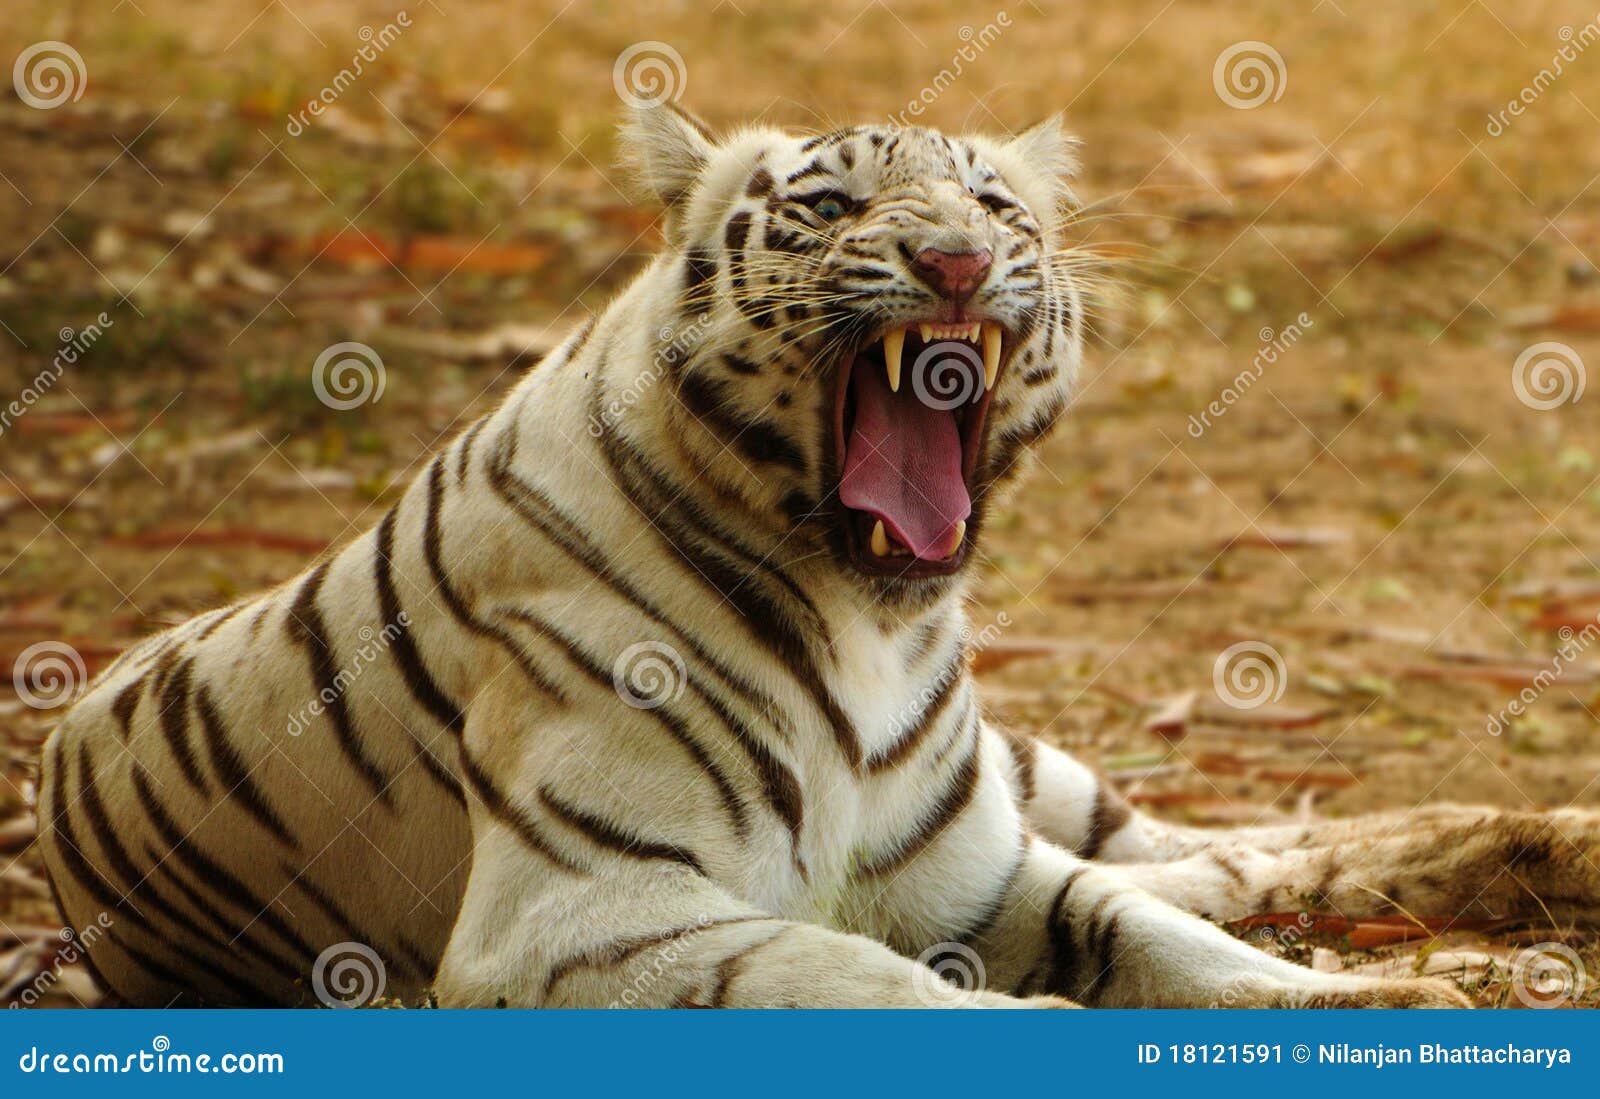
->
[[1079, 781, 1132, 860], [865, 650, 967, 773], [154, 655, 211, 797], [111, 676, 143, 740], [136, 843, 304, 986], [130, 768, 320, 964], [455, 416, 489, 485], [542, 914, 776, 1001], [63, 748, 287, 1001], [587, 411, 860, 768], [676, 370, 807, 472], [502, 608, 751, 840], [373, 506, 466, 735], [783, 160, 833, 186], [539, 785, 705, 875], [195, 602, 243, 641], [861, 741, 982, 876], [459, 751, 585, 874], [292, 870, 430, 983], [422, 459, 571, 703], [194, 683, 298, 849], [285, 560, 395, 809], [485, 433, 790, 726], [1043, 866, 1090, 996]]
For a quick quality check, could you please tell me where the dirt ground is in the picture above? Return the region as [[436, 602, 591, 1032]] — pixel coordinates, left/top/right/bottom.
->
[[3, 0, 1599, 1007]]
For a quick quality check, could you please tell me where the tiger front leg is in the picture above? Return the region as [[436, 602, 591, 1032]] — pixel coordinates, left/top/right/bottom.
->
[[866, 730, 1469, 1008], [434, 833, 1073, 1008]]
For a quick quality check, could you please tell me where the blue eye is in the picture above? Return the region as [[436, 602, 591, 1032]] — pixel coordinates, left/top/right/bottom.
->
[[814, 197, 847, 220]]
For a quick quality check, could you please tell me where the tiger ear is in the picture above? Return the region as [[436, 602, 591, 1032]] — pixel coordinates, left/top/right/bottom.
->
[[979, 115, 1080, 226], [618, 102, 718, 209]]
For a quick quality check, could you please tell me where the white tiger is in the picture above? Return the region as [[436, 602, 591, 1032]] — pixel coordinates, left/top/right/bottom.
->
[[38, 104, 1600, 1008]]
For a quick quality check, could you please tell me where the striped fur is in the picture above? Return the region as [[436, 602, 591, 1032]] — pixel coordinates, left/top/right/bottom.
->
[[37, 105, 1584, 1009]]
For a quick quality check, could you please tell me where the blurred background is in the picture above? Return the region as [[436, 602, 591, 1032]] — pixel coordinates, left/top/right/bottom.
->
[[3, 0, 1599, 1006]]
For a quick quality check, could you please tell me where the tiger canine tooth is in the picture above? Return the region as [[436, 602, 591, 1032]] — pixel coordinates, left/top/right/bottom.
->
[[882, 327, 904, 392], [920, 323, 933, 342], [870, 519, 890, 557], [950, 520, 967, 554], [981, 322, 1002, 390]]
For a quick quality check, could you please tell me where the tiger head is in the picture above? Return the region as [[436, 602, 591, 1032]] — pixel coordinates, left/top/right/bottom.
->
[[617, 104, 1085, 604]]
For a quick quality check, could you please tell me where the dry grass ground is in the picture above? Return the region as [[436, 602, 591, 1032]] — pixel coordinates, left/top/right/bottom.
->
[[3, 0, 1599, 1006]]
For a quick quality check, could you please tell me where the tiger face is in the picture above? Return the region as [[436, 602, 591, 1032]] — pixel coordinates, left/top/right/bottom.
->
[[623, 105, 1083, 598]]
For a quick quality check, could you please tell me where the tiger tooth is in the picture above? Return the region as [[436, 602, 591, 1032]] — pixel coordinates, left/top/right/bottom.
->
[[883, 327, 904, 392], [968, 323, 980, 342], [870, 519, 890, 557], [950, 520, 966, 554], [920, 323, 933, 343], [981, 322, 1002, 390]]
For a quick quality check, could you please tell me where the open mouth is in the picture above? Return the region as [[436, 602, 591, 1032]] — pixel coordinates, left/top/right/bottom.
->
[[832, 320, 1012, 578]]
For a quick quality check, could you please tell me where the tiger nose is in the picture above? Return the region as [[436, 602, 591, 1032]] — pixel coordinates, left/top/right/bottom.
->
[[909, 247, 993, 304]]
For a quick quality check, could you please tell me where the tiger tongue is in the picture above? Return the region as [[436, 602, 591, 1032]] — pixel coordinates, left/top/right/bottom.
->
[[839, 358, 971, 560]]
